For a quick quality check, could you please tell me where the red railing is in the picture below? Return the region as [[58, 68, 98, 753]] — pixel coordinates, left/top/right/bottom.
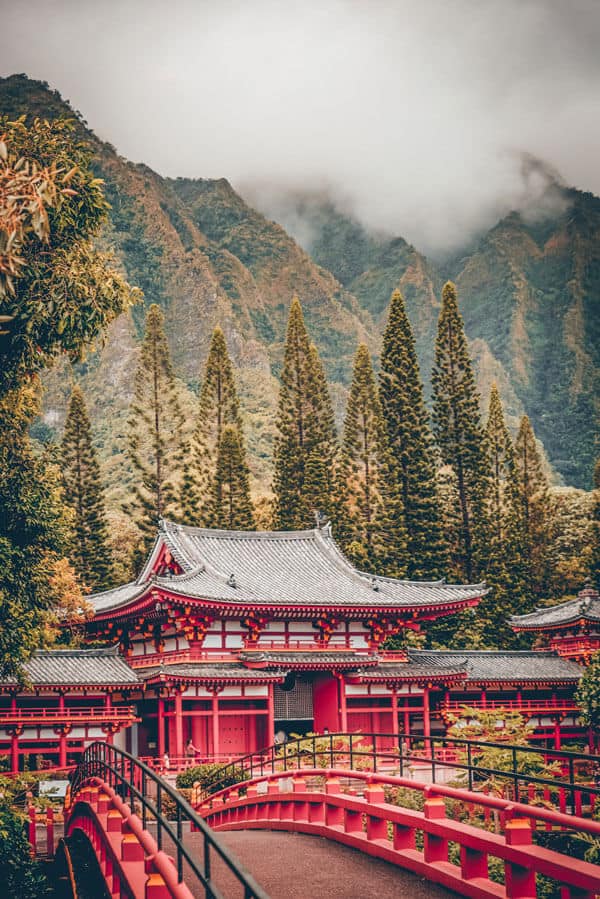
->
[[441, 698, 578, 714], [199, 768, 600, 898], [0, 705, 137, 725]]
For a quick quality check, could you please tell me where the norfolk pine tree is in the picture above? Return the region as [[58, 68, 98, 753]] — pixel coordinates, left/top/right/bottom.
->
[[212, 425, 255, 530], [432, 282, 489, 582], [379, 290, 446, 578], [338, 343, 406, 574], [514, 414, 552, 598], [182, 326, 248, 525], [475, 385, 529, 647], [126, 304, 184, 540], [272, 298, 338, 529], [61, 385, 113, 590]]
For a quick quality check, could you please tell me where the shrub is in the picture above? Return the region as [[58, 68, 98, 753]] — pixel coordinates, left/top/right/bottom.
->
[[0, 806, 51, 897], [176, 763, 248, 794]]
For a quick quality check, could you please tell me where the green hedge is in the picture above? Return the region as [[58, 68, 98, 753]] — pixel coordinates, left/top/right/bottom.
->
[[176, 763, 248, 793]]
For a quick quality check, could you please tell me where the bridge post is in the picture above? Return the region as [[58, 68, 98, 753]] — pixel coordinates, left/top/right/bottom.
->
[[46, 807, 55, 857], [364, 784, 387, 841], [423, 797, 447, 863], [504, 819, 536, 898]]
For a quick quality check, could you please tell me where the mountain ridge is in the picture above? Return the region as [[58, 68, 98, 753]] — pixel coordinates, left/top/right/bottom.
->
[[1, 74, 597, 496]]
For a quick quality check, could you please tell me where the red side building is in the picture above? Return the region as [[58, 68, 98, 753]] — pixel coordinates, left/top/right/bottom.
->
[[0, 521, 587, 770]]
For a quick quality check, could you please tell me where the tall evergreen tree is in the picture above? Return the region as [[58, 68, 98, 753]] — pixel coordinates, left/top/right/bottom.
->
[[379, 290, 446, 578], [338, 344, 406, 574], [474, 385, 529, 647], [212, 426, 255, 530], [432, 282, 488, 582], [272, 298, 338, 529], [485, 384, 521, 543], [182, 327, 247, 525], [514, 414, 552, 598], [61, 385, 113, 590], [126, 304, 184, 540]]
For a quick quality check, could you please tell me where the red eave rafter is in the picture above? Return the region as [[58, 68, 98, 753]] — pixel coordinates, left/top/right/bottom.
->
[[512, 617, 600, 633], [351, 672, 467, 686], [142, 672, 285, 688], [90, 586, 483, 624]]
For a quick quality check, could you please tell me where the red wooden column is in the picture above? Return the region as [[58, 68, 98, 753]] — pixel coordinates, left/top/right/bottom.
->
[[157, 697, 165, 759], [267, 682, 275, 746], [211, 690, 220, 761], [480, 687, 487, 708], [58, 693, 67, 767], [391, 688, 399, 739], [553, 718, 562, 750], [422, 686, 431, 748], [10, 692, 18, 773], [174, 689, 184, 762], [10, 733, 19, 774], [105, 692, 112, 711], [338, 678, 348, 732]]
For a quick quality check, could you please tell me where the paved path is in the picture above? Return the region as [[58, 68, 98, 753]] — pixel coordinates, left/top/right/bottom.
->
[[210, 830, 457, 899]]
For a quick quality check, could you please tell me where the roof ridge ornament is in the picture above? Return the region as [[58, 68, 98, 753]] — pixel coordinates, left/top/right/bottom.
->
[[227, 573, 237, 589]]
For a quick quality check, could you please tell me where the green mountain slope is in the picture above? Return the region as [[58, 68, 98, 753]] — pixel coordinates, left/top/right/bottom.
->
[[0, 75, 372, 500], [261, 193, 599, 488], [1, 74, 597, 493]]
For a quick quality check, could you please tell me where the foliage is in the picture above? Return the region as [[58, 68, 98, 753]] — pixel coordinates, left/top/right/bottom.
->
[[446, 706, 560, 794], [336, 343, 406, 575], [182, 326, 248, 526], [0, 115, 137, 396], [591, 459, 600, 589], [175, 763, 248, 793], [0, 805, 50, 897], [0, 385, 71, 677], [576, 651, 600, 731], [211, 425, 255, 529], [379, 289, 446, 578], [272, 298, 339, 528], [126, 304, 184, 540], [42, 556, 94, 647], [61, 384, 114, 589], [432, 282, 489, 583]]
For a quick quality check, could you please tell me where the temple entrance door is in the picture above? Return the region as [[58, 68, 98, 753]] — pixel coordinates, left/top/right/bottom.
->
[[274, 676, 314, 741]]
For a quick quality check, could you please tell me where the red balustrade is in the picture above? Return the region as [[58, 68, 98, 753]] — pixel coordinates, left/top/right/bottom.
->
[[441, 698, 577, 715], [199, 768, 600, 899], [0, 705, 138, 725]]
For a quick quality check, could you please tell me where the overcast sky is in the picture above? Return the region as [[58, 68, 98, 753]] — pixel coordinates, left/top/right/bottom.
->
[[1, 0, 599, 253]]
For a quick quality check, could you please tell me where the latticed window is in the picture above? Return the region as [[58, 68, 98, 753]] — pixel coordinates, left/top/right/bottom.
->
[[274, 679, 314, 720]]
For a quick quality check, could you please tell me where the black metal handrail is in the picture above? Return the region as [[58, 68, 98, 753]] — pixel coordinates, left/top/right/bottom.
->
[[71, 742, 268, 899], [199, 732, 600, 815]]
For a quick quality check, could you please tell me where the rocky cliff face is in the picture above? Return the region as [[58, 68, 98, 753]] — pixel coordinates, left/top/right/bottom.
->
[[1, 75, 597, 496]]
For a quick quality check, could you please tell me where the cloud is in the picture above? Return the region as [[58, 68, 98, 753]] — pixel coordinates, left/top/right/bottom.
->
[[1, 0, 599, 253]]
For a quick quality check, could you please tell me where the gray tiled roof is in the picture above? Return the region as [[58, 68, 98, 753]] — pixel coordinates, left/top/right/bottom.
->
[[238, 651, 379, 667], [357, 660, 466, 682], [90, 581, 148, 614], [409, 650, 583, 683], [510, 586, 600, 630], [92, 519, 484, 614], [1, 647, 138, 686], [139, 663, 285, 682]]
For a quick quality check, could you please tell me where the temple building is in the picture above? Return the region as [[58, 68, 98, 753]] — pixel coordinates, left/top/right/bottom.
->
[[0, 521, 589, 770], [510, 580, 600, 663]]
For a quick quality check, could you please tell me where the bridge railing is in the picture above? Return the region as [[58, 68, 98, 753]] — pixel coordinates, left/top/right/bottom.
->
[[70, 741, 268, 898], [199, 731, 600, 815], [198, 767, 600, 899]]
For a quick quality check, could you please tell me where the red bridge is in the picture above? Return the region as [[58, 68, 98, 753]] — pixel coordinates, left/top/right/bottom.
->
[[38, 737, 600, 898]]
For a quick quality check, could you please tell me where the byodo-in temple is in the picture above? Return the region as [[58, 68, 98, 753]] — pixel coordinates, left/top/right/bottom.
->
[[0, 520, 594, 772]]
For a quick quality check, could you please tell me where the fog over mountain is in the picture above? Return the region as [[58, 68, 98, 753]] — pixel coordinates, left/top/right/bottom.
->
[[1, 1, 599, 253]]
